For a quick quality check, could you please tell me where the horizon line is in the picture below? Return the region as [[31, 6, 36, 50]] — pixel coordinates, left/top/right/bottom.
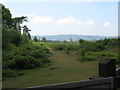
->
[[31, 34, 118, 37]]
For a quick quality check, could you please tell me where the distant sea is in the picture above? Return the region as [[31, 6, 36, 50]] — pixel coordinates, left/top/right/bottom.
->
[[31, 34, 117, 41]]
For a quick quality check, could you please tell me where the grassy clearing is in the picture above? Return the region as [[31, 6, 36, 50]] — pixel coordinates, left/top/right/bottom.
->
[[3, 49, 98, 88]]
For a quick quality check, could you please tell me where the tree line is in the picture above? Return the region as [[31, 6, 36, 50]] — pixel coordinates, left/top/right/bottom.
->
[[33, 36, 47, 42]]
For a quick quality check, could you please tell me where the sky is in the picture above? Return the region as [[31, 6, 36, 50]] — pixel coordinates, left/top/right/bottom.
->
[[1, 1, 118, 36]]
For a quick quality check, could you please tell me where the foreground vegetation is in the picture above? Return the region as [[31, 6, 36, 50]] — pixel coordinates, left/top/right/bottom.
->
[[3, 49, 98, 88], [3, 41, 119, 88]]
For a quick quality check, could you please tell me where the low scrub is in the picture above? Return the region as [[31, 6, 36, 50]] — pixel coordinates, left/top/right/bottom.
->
[[77, 56, 97, 62], [2, 69, 24, 80], [3, 42, 51, 79], [77, 51, 117, 62], [52, 43, 65, 50]]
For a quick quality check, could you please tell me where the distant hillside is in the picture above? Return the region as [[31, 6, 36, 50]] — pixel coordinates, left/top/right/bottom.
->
[[31, 34, 117, 41]]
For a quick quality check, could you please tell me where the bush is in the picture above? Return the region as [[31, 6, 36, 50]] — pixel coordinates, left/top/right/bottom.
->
[[21, 34, 29, 44], [96, 52, 114, 60], [78, 56, 97, 62], [2, 27, 30, 49], [53, 43, 65, 50], [10, 29, 22, 46], [65, 44, 74, 51], [2, 51, 15, 61], [64, 49, 70, 55], [44, 48, 50, 53], [2, 43, 50, 70], [14, 55, 33, 69], [96, 44, 105, 51], [3, 55, 49, 70], [2, 69, 24, 80], [3, 60, 16, 69], [79, 48, 86, 56]]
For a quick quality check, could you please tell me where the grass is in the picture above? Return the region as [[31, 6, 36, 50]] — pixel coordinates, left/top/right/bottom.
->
[[33, 42, 54, 47], [3, 48, 98, 88]]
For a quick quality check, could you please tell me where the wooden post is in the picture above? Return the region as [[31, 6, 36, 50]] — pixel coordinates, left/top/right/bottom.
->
[[99, 59, 116, 77]]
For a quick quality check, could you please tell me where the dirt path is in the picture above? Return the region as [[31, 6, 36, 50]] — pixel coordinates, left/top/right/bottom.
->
[[47, 48, 98, 78], [47, 47, 82, 68], [49, 50, 84, 68]]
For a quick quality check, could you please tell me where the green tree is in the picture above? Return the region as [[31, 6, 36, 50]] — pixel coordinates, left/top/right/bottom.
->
[[2, 27, 22, 48], [2, 4, 30, 48], [2, 4, 28, 32], [33, 36, 38, 42], [2, 27, 11, 49], [2, 4, 13, 28], [79, 48, 86, 56], [2, 4, 28, 30], [79, 39, 85, 44], [10, 29, 22, 46], [22, 25, 31, 39], [42, 37, 47, 42], [12, 16, 28, 33]]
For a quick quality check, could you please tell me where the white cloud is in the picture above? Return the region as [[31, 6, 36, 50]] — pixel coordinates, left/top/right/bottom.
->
[[56, 16, 76, 25], [30, 16, 53, 23], [0, 0, 5, 5], [85, 20, 94, 27], [103, 22, 116, 30], [103, 22, 111, 27], [56, 16, 94, 27], [75, 20, 83, 25]]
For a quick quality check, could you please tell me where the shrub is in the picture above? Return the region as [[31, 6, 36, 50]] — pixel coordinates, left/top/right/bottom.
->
[[96, 44, 105, 51], [13, 55, 42, 69], [2, 51, 15, 61], [44, 48, 50, 53], [2, 69, 24, 80], [53, 43, 65, 50], [10, 29, 22, 46], [96, 52, 114, 60], [21, 34, 29, 44], [79, 39, 85, 44], [65, 44, 74, 51], [3, 43, 50, 70], [64, 49, 70, 55], [3, 60, 16, 69], [78, 56, 97, 62], [79, 48, 86, 56]]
